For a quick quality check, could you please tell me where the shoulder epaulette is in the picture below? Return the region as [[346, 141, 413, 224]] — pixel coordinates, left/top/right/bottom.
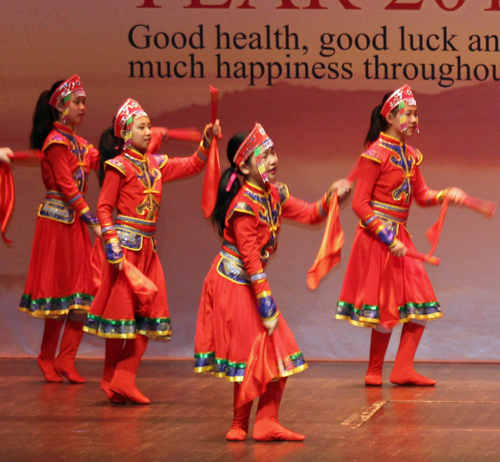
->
[[152, 154, 168, 169], [361, 149, 382, 164], [227, 202, 255, 221], [105, 157, 126, 175], [274, 182, 290, 205], [42, 134, 69, 152]]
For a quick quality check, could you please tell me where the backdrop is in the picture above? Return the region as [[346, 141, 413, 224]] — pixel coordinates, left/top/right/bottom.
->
[[0, 0, 499, 361]]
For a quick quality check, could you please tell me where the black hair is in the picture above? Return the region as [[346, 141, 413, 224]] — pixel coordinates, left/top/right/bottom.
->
[[211, 130, 250, 236], [364, 92, 399, 148], [97, 125, 124, 186], [30, 80, 64, 150]]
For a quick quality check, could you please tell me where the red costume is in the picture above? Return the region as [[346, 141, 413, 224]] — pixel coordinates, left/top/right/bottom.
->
[[84, 131, 207, 339], [194, 181, 329, 380], [19, 122, 99, 318], [84, 97, 209, 404], [336, 132, 445, 328], [195, 170, 329, 441], [19, 75, 100, 384], [336, 86, 447, 387]]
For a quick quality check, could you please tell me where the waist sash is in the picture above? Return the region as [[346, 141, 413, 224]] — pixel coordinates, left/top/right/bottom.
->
[[115, 215, 156, 251], [38, 190, 76, 224]]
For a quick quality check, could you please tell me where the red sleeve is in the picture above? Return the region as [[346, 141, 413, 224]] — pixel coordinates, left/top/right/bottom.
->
[[46, 144, 91, 216], [88, 146, 100, 170], [98, 168, 123, 244], [412, 165, 446, 207], [232, 213, 277, 320], [352, 158, 396, 247], [282, 194, 329, 224], [160, 146, 208, 183], [146, 127, 165, 155]]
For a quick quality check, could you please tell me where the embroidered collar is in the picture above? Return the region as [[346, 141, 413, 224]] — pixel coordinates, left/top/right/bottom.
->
[[244, 181, 270, 197], [54, 121, 76, 136], [379, 132, 406, 148], [124, 147, 148, 162]]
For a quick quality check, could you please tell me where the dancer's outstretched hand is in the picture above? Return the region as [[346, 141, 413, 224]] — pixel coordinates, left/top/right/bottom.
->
[[446, 187, 467, 205]]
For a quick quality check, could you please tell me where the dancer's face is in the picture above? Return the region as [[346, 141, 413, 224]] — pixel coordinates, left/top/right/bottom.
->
[[130, 116, 152, 153], [58, 93, 86, 128], [386, 103, 418, 140], [240, 145, 279, 188]]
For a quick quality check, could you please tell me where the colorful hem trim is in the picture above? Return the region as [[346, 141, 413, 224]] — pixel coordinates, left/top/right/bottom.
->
[[336, 300, 442, 328], [19, 293, 93, 318], [84, 313, 172, 339], [193, 351, 307, 381]]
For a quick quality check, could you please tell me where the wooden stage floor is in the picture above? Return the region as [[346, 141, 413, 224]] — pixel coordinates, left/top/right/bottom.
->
[[1, 359, 500, 462]]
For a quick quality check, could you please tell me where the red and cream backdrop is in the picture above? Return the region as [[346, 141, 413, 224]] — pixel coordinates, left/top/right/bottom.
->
[[0, 0, 499, 360]]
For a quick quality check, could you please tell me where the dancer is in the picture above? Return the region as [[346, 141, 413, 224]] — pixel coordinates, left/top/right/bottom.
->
[[194, 123, 350, 441], [336, 84, 466, 386], [84, 98, 220, 404], [19, 75, 101, 383]]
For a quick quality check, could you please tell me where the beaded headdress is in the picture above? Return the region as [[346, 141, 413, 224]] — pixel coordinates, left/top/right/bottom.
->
[[114, 98, 149, 149], [380, 84, 419, 133], [233, 123, 273, 183], [48, 75, 86, 125]]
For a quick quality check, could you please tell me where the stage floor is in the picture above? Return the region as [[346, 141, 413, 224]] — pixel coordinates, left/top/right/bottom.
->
[[1, 359, 500, 462]]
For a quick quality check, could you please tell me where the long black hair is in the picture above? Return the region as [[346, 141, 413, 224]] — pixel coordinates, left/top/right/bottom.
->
[[30, 80, 64, 150], [364, 92, 399, 148], [97, 125, 124, 186], [211, 130, 250, 236]]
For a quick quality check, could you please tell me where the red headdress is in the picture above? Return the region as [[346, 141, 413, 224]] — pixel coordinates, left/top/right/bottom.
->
[[228, 123, 273, 189], [114, 98, 149, 149], [48, 75, 86, 125], [380, 84, 419, 133]]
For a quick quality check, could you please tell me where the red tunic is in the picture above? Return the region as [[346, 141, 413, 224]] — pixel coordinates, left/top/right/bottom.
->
[[84, 137, 207, 340], [336, 133, 446, 329], [194, 181, 329, 381], [19, 122, 99, 318]]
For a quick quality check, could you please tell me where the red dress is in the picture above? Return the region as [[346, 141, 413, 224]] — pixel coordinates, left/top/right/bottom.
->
[[19, 122, 99, 318], [194, 181, 329, 381], [336, 133, 446, 329], [83, 137, 207, 340]]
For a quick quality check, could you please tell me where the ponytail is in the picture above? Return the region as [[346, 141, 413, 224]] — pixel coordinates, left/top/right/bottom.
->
[[364, 92, 400, 148], [210, 130, 250, 236], [97, 125, 124, 186], [30, 80, 63, 150]]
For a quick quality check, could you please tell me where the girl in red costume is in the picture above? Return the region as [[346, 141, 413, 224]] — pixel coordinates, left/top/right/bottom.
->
[[84, 99, 220, 404], [19, 75, 102, 383], [194, 124, 350, 441], [336, 85, 466, 386]]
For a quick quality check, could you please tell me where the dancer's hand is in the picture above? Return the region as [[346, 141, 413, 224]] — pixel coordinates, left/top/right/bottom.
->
[[92, 225, 102, 239], [262, 317, 278, 336], [0, 147, 13, 163], [389, 239, 407, 257], [158, 127, 169, 140], [202, 120, 222, 148], [327, 179, 351, 204], [446, 187, 467, 205]]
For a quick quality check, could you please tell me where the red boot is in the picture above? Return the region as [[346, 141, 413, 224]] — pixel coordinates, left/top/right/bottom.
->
[[365, 329, 392, 386], [109, 335, 150, 404], [54, 318, 86, 383], [390, 322, 436, 386], [38, 318, 64, 383], [253, 378, 305, 442], [101, 338, 126, 404], [226, 383, 253, 441]]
